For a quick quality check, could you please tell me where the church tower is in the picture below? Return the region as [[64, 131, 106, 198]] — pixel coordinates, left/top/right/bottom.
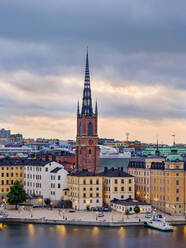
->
[[76, 50, 100, 173]]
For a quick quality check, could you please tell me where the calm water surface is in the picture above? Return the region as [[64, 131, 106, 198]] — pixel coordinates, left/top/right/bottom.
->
[[0, 223, 185, 248]]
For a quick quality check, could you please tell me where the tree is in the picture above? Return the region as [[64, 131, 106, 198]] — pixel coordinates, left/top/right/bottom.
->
[[125, 209, 130, 218], [7, 181, 27, 209], [44, 198, 51, 206], [134, 205, 140, 214]]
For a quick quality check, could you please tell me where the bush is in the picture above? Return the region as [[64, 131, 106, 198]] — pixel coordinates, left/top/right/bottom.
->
[[86, 205, 90, 211], [134, 205, 140, 214], [44, 198, 51, 206], [125, 209, 130, 216]]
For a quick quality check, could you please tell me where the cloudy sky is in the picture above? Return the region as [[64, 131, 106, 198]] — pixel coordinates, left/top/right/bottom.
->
[[0, 0, 186, 144]]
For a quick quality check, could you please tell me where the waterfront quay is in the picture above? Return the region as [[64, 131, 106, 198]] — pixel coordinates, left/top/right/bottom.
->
[[2, 208, 186, 227]]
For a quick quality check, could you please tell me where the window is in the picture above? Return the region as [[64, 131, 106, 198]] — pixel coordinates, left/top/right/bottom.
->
[[90, 179, 93, 185], [96, 199, 99, 203], [114, 187, 118, 192], [58, 184, 61, 189], [96, 187, 99, 191], [115, 179, 118, 184], [6, 180, 9, 185], [176, 188, 179, 193], [121, 179, 124, 184], [129, 187, 132, 191], [88, 122, 93, 136], [176, 173, 179, 176], [176, 180, 179, 185], [176, 197, 179, 202], [129, 179, 132, 184], [83, 179, 86, 185], [58, 176, 61, 180], [1, 173, 4, 177], [6, 173, 9, 177], [96, 179, 99, 184], [46, 168, 48, 172], [83, 188, 86, 191], [1, 180, 4, 185], [89, 149, 91, 155], [96, 193, 99, 197], [121, 187, 124, 191], [83, 193, 86, 198], [90, 193, 93, 197], [90, 187, 93, 191]]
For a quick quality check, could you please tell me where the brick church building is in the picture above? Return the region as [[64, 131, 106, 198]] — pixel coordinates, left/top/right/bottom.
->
[[75, 50, 100, 173]]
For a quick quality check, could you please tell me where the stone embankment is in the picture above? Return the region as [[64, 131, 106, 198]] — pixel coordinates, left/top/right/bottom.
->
[[1, 209, 186, 227]]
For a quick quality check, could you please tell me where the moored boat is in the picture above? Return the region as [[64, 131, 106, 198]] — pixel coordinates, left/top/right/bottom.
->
[[145, 218, 173, 232]]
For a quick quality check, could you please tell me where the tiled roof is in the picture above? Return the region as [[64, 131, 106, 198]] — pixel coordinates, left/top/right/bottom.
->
[[70, 169, 99, 177], [110, 198, 151, 206], [50, 167, 62, 173], [98, 168, 133, 177], [0, 158, 48, 166]]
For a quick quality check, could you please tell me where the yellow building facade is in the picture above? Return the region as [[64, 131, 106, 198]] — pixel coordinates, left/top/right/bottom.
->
[[65, 168, 135, 210], [128, 157, 165, 203], [66, 170, 103, 210], [128, 149, 186, 216], [100, 168, 135, 205], [0, 162, 24, 200]]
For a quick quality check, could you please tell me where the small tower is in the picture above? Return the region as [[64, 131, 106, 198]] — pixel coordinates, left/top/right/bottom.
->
[[76, 49, 100, 173]]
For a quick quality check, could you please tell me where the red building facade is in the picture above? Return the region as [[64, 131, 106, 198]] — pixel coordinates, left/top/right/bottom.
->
[[76, 50, 100, 173]]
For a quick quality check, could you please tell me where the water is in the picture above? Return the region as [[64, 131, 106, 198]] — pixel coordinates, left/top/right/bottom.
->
[[0, 223, 185, 248]]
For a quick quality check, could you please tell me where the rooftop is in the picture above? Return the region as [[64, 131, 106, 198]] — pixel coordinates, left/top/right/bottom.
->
[[99, 167, 133, 177], [50, 167, 62, 173], [110, 198, 151, 206]]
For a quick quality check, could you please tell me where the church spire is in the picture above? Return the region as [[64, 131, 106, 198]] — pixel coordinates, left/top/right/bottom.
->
[[77, 100, 80, 115], [95, 100, 98, 115], [81, 48, 93, 116]]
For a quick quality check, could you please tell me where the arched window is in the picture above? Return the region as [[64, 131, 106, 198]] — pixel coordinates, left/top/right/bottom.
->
[[89, 149, 91, 155], [80, 122, 82, 136], [88, 122, 93, 136]]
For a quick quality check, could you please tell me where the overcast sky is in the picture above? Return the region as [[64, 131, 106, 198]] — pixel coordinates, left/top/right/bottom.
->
[[0, 0, 186, 144]]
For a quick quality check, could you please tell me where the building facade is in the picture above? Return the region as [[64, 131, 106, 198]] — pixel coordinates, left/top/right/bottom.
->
[[128, 148, 186, 215], [24, 161, 68, 203], [0, 159, 24, 200], [128, 156, 165, 203], [76, 50, 100, 173], [100, 167, 135, 205], [65, 169, 103, 210], [110, 198, 152, 214]]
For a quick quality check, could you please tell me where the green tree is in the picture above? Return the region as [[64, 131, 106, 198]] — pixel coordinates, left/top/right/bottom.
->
[[134, 205, 140, 214], [44, 198, 51, 206], [125, 209, 130, 218], [7, 181, 27, 209]]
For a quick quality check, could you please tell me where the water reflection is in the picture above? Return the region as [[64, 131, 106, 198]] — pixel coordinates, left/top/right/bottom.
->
[[56, 225, 67, 237], [0, 224, 185, 248], [92, 226, 99, 237]]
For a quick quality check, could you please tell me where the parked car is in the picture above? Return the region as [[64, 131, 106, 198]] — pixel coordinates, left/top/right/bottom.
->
[[69, 209, 75, 213], [98, 213, 104, 217], [145, 214, 153, 218], [102, 207, 111, 212]]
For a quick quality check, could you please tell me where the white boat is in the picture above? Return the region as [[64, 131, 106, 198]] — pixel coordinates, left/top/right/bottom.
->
[[146, 218, 173, 232], [0, 213, 8, 220], [99, 145, 131, 159]]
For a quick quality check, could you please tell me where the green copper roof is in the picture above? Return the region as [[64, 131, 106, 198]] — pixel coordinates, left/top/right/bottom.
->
[[166, 154, 183, 162]]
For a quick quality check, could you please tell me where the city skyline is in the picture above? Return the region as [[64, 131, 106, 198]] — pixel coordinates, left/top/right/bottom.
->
[[0, 1, 186, 144]]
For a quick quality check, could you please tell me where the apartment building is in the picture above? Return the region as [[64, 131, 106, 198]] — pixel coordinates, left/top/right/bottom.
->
[[65, 169, 103, 210], [0, 159, 24, 200], [128, 156, 165, 203], [24, 161, 68, 203], [99, 167, 135, 205]]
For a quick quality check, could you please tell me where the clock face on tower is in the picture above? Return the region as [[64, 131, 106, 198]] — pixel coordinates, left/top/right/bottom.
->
[[88, 139, 93, 145]]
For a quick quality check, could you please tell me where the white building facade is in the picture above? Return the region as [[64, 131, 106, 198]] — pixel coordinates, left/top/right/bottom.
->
[[24, 161, 68, 202]]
